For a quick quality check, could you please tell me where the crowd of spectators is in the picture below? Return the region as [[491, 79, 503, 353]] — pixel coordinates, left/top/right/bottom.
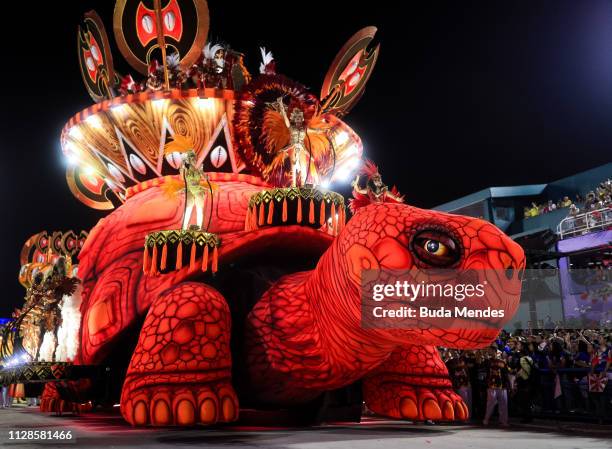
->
[[523, 178, 612, 219], [442, 327, 612, 425]]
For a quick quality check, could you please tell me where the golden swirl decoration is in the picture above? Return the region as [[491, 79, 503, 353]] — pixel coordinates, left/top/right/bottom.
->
[[61, 90, 240, 209]]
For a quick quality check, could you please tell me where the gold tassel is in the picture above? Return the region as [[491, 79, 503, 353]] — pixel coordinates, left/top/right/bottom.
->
[[282, 198, 288, 222], [332, 202, 337, 234], [160, 243, 168, 270], [319, 200, 326, 226], [258, 202, 264, 226], [309, 199, 315, 224], [297, 197, 302, 223], [244, 206, 251, 231], [247, 206, 254, 230], [189, 242, 196, 271], [142, 246, 149, 274], [267, 200, 274, 224], [150, 244, 158, 275], [202, 244, 209, 272], [176, 241, 183, 270], [212, 246, 218, 272]]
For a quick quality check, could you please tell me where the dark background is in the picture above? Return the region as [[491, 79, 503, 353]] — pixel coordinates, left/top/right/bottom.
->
[[1, 0, 611, 316]]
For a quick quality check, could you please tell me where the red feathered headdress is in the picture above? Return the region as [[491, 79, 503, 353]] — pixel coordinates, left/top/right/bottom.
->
[[360, 159, 380, 178]]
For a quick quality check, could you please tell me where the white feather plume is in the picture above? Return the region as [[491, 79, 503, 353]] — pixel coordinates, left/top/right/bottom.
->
[[204, 42, 224, 60], [259, 47, 274, 74], [166, 52, 181, 69], [54, 284, 83, 362]]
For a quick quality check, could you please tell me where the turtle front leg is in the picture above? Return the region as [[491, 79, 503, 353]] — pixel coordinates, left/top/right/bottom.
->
[[120, 282, 238, 426], [363, 345, 468, 422]]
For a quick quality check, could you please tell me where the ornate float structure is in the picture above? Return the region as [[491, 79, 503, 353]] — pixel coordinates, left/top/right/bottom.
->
[[1, 0, 525, 426]]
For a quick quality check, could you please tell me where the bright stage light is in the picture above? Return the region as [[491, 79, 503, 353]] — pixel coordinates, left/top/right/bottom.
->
[[68, 126, 83, 139], [346, 156, 360, 168], [85, 114, 102, 129], [65, 145, 80, 165], [346, 143, 359, 156], [335, 167, 350, 181], [321, 180, 330, 189], [197, 97, 214, 109], [153, 98, 168, 110], [335, 131, 349, 146], [111, 104, 126, 115], [84, 165, 96, 176]]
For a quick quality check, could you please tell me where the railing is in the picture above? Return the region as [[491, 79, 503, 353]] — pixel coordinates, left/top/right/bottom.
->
[[521, 368, 611, 422], [557, 206, 612, 239], [462, 367, 612, 423]]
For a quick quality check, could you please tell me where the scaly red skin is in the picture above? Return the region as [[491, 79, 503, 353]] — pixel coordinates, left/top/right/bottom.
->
[[41, 176, 524, 426], [76, 176, 264, 366], [245, 203, 524, 421], [120, 282, 238, 426]]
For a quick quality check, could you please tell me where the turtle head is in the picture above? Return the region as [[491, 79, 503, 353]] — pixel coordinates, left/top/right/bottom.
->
[[328, 202, 525, 348]]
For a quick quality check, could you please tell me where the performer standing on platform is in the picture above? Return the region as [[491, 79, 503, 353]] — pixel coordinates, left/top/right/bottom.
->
[[273, 97, 309, 187], [163, 136, 217, 231]]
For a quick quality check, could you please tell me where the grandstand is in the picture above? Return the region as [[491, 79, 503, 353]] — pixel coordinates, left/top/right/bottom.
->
[[434, 163, 611, 330]]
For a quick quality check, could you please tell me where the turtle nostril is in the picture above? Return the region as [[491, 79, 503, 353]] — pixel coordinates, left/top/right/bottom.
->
[[499, 252, 516, 280]]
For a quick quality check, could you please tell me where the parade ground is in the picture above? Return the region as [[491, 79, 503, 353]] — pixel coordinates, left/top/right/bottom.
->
[[0, 406, 610, 449]]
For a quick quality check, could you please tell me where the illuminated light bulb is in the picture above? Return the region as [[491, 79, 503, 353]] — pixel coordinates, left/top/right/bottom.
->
[[69, 126, 83, 139], [85, 114, 102, 129], [335, 167, 350, 182], [346, 143, 359, 156], [65, 143, 80, 165], [327, 214, 339, 226], [111, 104, 126, 115], [347, 156, 361, 168], [335, 131, 349, 146], [64, 141, 76, 153], [197, 97, 214, 109], [153, 98, 168, 110]]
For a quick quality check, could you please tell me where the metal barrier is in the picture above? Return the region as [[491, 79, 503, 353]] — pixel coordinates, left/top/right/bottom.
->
[[526, 368, 611, 421], [557, 206, 612, 239], [454, 366, 611, 423]]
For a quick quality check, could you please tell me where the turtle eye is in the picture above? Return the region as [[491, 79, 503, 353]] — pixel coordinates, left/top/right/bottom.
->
[[423, 239, 448, 257], [412, 230, 460, 267]]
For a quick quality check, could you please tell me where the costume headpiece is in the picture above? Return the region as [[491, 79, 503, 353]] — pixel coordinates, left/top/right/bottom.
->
[[164, 135, 195, 155], [360, 159, 380, 178]]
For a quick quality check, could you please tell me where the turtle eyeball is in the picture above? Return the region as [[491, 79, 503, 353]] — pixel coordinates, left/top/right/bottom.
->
[[411, 230, 460, 267], [424, 239, 448, 257]]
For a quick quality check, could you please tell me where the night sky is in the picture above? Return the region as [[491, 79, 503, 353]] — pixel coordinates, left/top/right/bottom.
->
[[1, 0, 611, 316]]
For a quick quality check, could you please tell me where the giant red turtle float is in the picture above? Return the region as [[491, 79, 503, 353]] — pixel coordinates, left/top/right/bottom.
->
[[36, 2, 525, 427], [39, 170, 524, 426]]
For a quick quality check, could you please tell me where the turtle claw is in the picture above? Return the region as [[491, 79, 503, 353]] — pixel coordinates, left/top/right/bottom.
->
[[122, 381, 238, 427], [366, 383, 469, 422]]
